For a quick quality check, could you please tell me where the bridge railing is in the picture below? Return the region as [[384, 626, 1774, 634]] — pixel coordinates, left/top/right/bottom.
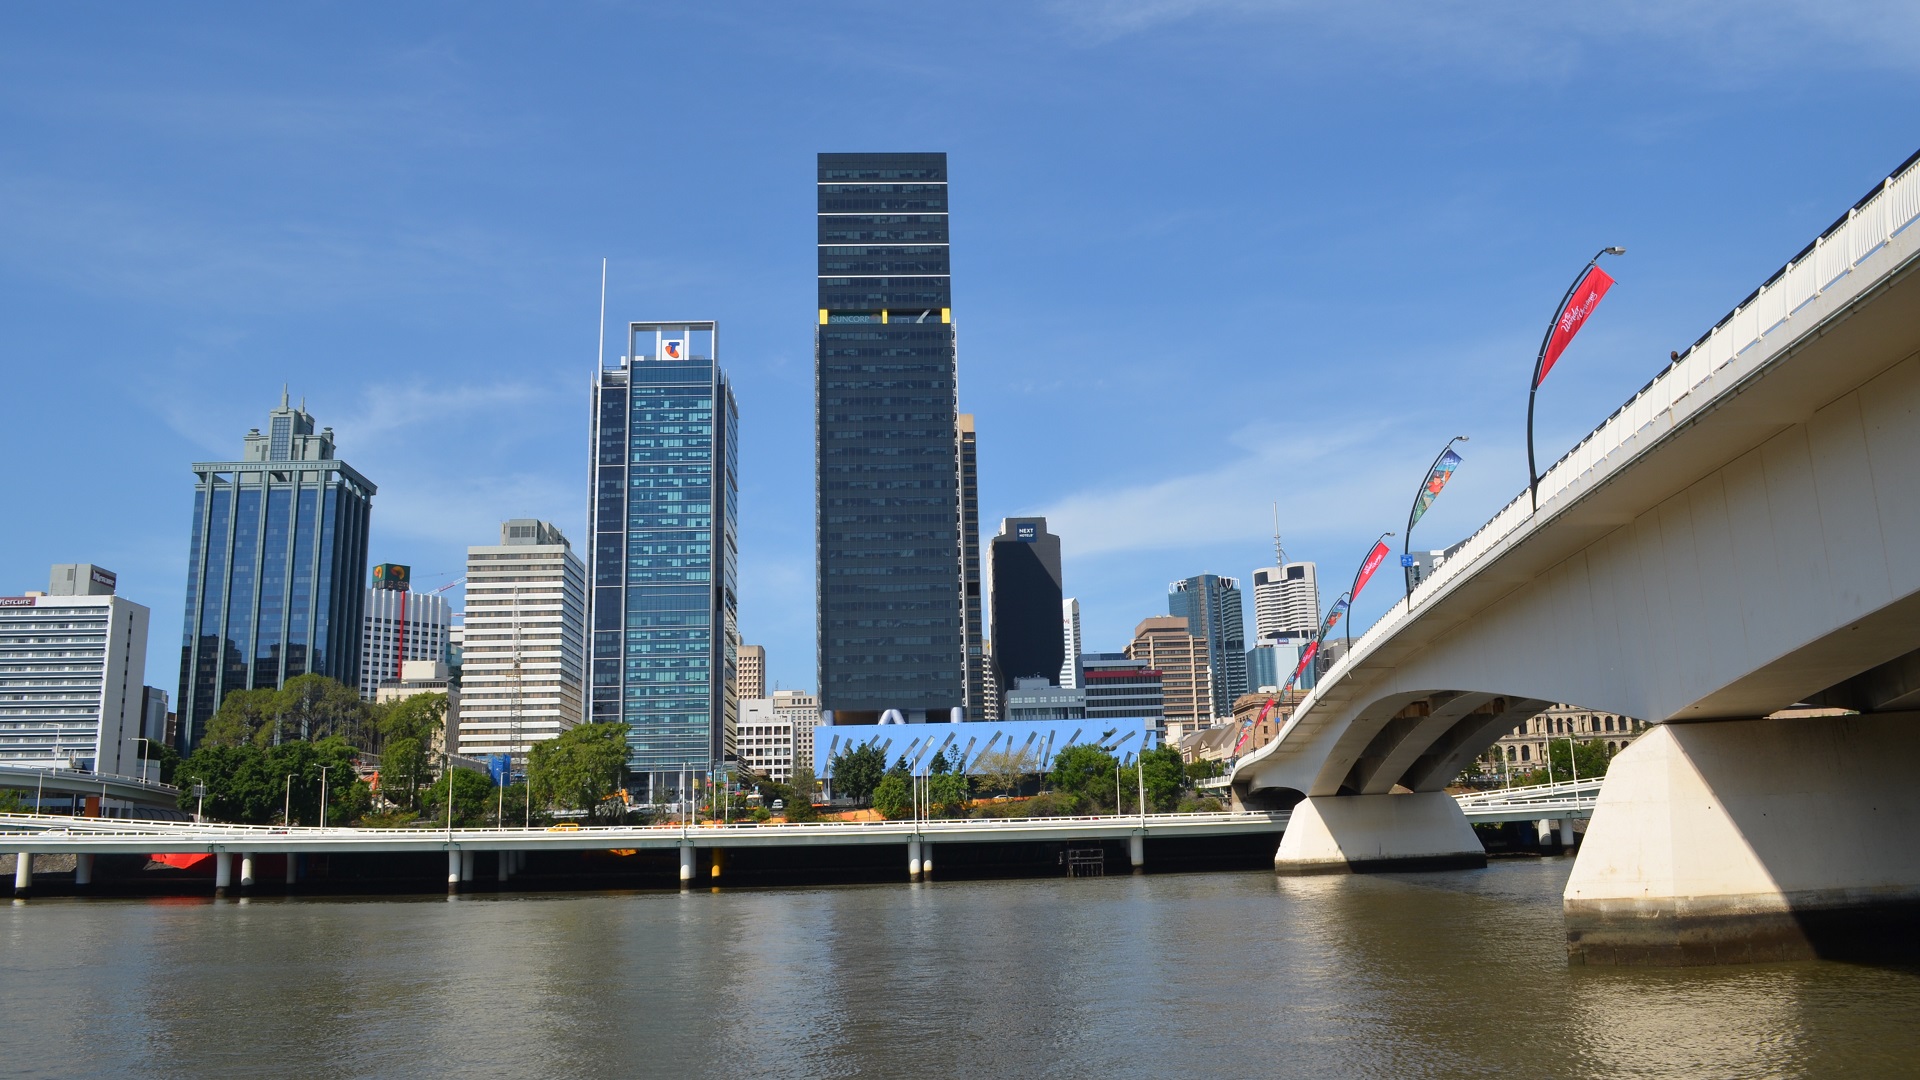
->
[[1335, 149, 1920, 688]]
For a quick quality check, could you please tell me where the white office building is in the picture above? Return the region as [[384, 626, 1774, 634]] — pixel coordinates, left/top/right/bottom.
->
[[737, 697, 794, 781], [0, 565, 148, 776], [774, 691, 821, 779], [1252, 562, 1320, 641], [457, 520, 586, 760], [358, 587, 452, 700], [1060, 597, 1083, 689]]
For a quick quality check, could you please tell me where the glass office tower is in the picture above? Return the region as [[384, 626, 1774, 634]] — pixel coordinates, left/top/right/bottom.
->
[[816, 151, 966, 724], [177, 393, 374, 752], [589, 322, 740, 801], [989, 517, 1065, 690], [1169, 574, 1248, 718]]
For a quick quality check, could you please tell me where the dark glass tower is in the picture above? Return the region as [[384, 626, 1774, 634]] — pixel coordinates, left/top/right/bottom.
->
[[1169, 574, 1248, 718], [989, 517, 1064, 689], [177, 393, 374, 751], [959, 414, 985, 716], [816, 151, 964, 724], [589, 321, 740, 801]]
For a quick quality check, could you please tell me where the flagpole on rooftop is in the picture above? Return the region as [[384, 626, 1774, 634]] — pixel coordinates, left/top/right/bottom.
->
[[1527, 247, 1626, 512], [1404, 436, 1469, 603]]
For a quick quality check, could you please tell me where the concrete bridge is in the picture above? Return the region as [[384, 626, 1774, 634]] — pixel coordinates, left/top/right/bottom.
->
[[1231, 149, 1920, 964], [0, 764, 182, 816]]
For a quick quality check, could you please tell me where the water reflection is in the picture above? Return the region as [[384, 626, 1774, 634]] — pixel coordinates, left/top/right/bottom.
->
[[1, 863, 1916, 1079]]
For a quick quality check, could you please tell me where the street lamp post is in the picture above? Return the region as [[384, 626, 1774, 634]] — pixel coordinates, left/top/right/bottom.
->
[[1404, 436, 1469, 602], [318, 766, 332, 829], [132, 737, 152, 785], [285, 773, 296, 825], [1527, 247, 1626, 511]]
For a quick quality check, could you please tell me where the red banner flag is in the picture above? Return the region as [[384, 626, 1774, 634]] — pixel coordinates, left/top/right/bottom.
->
[[1536, 265, 1615, 386], [1351, 540, 1392, 603]]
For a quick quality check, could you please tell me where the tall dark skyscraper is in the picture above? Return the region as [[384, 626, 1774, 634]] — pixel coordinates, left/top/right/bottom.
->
[[177, 393, 373, 751], [989, 517, 1064, 690], [958, 413, 985, 716], [815, 151, 965, 724], [589, 321, 740, 800], [1169, 574, 1248, 719]]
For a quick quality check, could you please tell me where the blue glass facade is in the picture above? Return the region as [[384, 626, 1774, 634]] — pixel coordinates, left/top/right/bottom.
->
[[1169, 574, 1248, 718], [177, 398, 373, 751], [816, 152, 967, 723], [590, 322, 740, 798]]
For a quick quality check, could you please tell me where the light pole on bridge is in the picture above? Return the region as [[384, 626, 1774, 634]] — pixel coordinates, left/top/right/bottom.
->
[[1527, 246, 1626, 512]]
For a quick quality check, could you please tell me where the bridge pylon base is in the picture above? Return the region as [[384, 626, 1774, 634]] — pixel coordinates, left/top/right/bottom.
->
[[1273, 791, 1486, 875], [1565, 715, 1920, 966]]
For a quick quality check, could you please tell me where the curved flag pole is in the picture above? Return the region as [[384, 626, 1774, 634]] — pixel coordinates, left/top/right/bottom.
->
[[1527, 247, 1625, 512], [1345, 532, 1395, 656], [1404, 436, 1468, 603]]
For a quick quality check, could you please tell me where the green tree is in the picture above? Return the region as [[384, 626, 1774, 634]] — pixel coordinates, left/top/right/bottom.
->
[[177, 736, 361, 824], [1516, 738, 1613, 786], [424, 766, 497, 828], [271, 674, 370, 746], [784, 767, 821, 822], [1137, 746, 1186, 812], [0, 789, 27, 814], [1049, 744, 1119, 807], [377, 692, 447, 749], [928, 769, 971, 818], [136, 740, 181, 785], [975, 746, 1040, 799], [202, 688, 279, 748], [380, 736, 429, 811], [828, 742, 887, 807], [527, 722, 629, 815], [872, 772, 912, 819], [1185, 758, 1225, 783]]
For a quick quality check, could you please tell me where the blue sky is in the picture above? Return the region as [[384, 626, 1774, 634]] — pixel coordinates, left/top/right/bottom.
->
[[3, 1, 1917, 696]]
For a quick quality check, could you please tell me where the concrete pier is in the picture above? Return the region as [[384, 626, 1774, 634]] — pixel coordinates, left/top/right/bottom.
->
[[214, 852, 232, 897], [709, 848, 724, 882], [73, 853, 93, 887], [920, 842, 932, 879], [286, 854, 298, 886], [679, 846, 695, 887], [239, 853, 256, 890], [446, 850, 461, 893], [459, 851, 474, 883], [908, 839, 922, 881], [496, 853, 510, 882], [1129, 833, 1145, 873], [14, 851, 31, 898], [1566, 715, 1920, 966], [1274, 791, 1486, 874]]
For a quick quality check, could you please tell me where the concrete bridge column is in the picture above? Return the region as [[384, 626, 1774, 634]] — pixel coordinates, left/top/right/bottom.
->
[[1274, 791, 1486, 874], [920, 842, 932, 879], [907, 839, 922, 881], [1129, 833, 1145, 873], [14, 852, 32, 898], [496, 853, 510, 883], [213, 852, 232, 897], [1536, 820, 1554, 847], [709, 848, 725, 882], [74, 853, 93, 887], [239, 853, 256, 890], [285, 854, 298, 886], [459, 851, 474, 883], [446, 850, 461, 894], [1558, 819, 1576, 849], [678, 846, 695, 887], [1567, 715, 1920, 966]]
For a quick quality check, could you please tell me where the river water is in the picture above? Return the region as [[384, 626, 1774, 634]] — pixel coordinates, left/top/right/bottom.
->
[[3, 858, 1917, 1078]]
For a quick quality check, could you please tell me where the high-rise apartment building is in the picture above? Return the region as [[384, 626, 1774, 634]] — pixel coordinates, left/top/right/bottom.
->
[[1125, 616, 1213, 743], [736, 698, 794, 781], [0, 565, 148, 776], [737, 644, 766, 701], [959, 414, 985, 720], [1251, 562, 1320, 640], [1169, 575, 1247, 719], [459, 520, 585, 761], [176, 393, 373, 752], [590, 321, 741, 800], [1082, 652, 1166, 736], [989, 517, 1064, 692], [1060, 598, 1083, 690], [358, 567, 453, 700], [816, 151, 965, 725]]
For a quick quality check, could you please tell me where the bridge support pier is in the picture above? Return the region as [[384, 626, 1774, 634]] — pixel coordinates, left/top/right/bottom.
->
[[1558, 819, 1576, 849], [1129, 833, 1145, 873], [459, 851, 474, 884], [920, 842, 932, 879], [213, 852, 232, 897], [709, 848, 724, 882], [74, 853, 93, 888], [1273, 791, 1486, 874], [446, 850, 461, 894], [14, 851, 31, 898], [907, 839, 922, 881], [239, 853, 255, 891], [286, 854, 298, 887], [1567, 715, 1920, 966], [679, 846, 695, 887], [497, 853, 510, 883]]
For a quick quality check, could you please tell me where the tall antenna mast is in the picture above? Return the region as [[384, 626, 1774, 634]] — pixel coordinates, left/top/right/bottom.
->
[[1272, 502, 1286, 566], [596, 258, 608, 369]]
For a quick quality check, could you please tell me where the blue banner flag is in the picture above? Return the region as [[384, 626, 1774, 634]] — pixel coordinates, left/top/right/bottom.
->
[[1410, 447, 1464, 529]]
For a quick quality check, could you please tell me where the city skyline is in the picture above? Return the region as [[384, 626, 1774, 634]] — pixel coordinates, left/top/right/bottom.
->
[[4, 5, 1916, 697]]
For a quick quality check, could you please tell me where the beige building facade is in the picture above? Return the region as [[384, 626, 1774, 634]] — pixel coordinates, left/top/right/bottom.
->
[[1125, 616, 1213, 744]]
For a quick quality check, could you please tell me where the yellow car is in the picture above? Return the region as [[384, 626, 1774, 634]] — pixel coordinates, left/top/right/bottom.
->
[[546, 822, 581, 832]]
